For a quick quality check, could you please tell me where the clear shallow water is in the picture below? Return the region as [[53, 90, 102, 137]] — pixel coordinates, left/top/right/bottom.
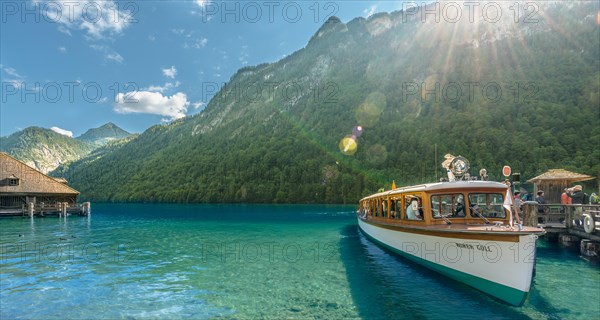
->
[[0, 204, 598, 319]]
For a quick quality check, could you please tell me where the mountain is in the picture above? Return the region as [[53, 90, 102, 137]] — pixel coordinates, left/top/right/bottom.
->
[[0, 127, 94, 174], [59, 2, 599, 203], [76, 122, 131, 147], [0, 123, 131, 174]]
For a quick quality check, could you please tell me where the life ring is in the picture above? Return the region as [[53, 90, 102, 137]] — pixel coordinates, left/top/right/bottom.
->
[[583, 214, 595, 234]]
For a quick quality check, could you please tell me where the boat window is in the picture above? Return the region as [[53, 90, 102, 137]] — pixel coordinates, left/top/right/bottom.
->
[[467, 193, 507, 218], [431, 194, 465, 218], [390, 198, 401, 219], [404, 195, 423, 220]]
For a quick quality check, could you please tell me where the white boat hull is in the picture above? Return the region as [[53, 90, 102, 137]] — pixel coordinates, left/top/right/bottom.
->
[[357, 218, 538, 306]]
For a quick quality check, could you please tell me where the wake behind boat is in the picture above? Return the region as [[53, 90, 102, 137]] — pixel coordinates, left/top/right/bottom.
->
[[356, 156, 545, 306]]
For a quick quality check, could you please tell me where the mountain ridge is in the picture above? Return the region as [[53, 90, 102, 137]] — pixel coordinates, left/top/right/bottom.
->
[[0, 123, 131, 173]]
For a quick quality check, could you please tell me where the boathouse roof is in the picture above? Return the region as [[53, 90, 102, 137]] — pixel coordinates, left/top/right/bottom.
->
[[526, 169, 594, 183], [0, 152, 80, 195]]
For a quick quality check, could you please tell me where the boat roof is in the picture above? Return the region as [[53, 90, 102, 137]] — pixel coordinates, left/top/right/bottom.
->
[[360, 181, 508, 201]]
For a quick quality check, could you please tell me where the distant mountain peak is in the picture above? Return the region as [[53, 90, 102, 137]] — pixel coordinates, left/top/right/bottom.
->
[[77, 123, 130, 145]]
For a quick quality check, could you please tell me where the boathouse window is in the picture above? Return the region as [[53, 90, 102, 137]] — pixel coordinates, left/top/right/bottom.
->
[[467, 193, 507, 218], [431, 194, 465, 218], [8, 177, 19, 186], [382, 199, 388, 218]]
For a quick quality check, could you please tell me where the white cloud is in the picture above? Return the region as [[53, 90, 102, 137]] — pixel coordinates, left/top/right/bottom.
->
[[194, 38, 208, 48], [0, 65, 25, 88], [364, 5, 377, 18], [239, 49, 249, 65], [50, 126, 73, 138], [90, 44, 124, 64], [195, 0, 211, 8], [44, 0, 132, 39], [144, 81, 180, 93], [57, 25, 72, 36], [106, 52, 124, 63], [4, 79, 24, 88], [192, 101, 206, 109], [162, 66, 177, 79], [1, 65, 23, 78], [58, 46, 67, 53], [114, 91, 189, 119]]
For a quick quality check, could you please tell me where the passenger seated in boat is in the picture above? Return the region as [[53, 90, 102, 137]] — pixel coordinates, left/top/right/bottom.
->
[[406, 198, 423, 220], [454, 196, 466, 217]]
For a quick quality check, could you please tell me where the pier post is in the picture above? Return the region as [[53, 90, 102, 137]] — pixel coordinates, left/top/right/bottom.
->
[[83, 202, 91, 215], [28, 202, 34, 217], [62, 202, 67, 217], [559, 234, 581, 248], [522, 202, 538, 227], [580, 240, 600, 260]]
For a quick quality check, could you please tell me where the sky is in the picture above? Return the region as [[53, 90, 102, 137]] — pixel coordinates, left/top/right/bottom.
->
[[0, 0, 411, 137]]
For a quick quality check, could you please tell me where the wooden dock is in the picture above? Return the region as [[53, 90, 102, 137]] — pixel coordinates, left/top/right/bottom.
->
[[522, 202, 600, 259], [0, 202, 90, 217]]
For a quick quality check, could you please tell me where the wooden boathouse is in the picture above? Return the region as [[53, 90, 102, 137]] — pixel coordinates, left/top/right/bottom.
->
[[526, 169, 594, 203], [0, 152, 89, 216]]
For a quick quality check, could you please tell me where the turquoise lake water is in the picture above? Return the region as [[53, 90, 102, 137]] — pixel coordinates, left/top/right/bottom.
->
[[1, 204, 599, 319]]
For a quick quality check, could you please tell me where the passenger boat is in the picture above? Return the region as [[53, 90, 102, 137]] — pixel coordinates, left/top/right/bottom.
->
[[356, 156, 545, 306]]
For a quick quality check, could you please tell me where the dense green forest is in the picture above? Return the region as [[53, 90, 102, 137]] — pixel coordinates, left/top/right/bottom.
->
[[53, 2, 598, 203]]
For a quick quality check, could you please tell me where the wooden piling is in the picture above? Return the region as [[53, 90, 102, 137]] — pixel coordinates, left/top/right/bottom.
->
[[83, 202, 91, 215], [559, 234, 581, 248], [580, 239, 600, 260], [522, 201, 538, 227]]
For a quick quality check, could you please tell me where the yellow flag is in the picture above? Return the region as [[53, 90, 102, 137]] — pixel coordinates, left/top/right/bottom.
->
[[392, 180, 397, 190]]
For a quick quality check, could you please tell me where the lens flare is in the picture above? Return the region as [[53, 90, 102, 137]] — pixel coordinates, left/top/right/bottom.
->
[[339, 136, 358, 156], [352, 126, 364, 137], [355, 92, 387, 127], [367, 144, 388, 165]]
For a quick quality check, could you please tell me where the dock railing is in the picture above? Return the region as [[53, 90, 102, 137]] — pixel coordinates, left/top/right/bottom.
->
[[522, 202, 600, 241]]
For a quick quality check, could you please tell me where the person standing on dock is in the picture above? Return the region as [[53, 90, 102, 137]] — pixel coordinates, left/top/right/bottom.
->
[[561, 188, 572, 213], [568, 185, 586, 223], [535, 191, 547, 213], [568, 185, 586, 204]]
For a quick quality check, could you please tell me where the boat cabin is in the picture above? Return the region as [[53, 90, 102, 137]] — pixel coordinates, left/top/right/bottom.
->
[[359, 181, 510, 226]]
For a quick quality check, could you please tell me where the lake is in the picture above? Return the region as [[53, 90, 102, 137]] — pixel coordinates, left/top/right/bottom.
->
[[1, 204, 599, 319]]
